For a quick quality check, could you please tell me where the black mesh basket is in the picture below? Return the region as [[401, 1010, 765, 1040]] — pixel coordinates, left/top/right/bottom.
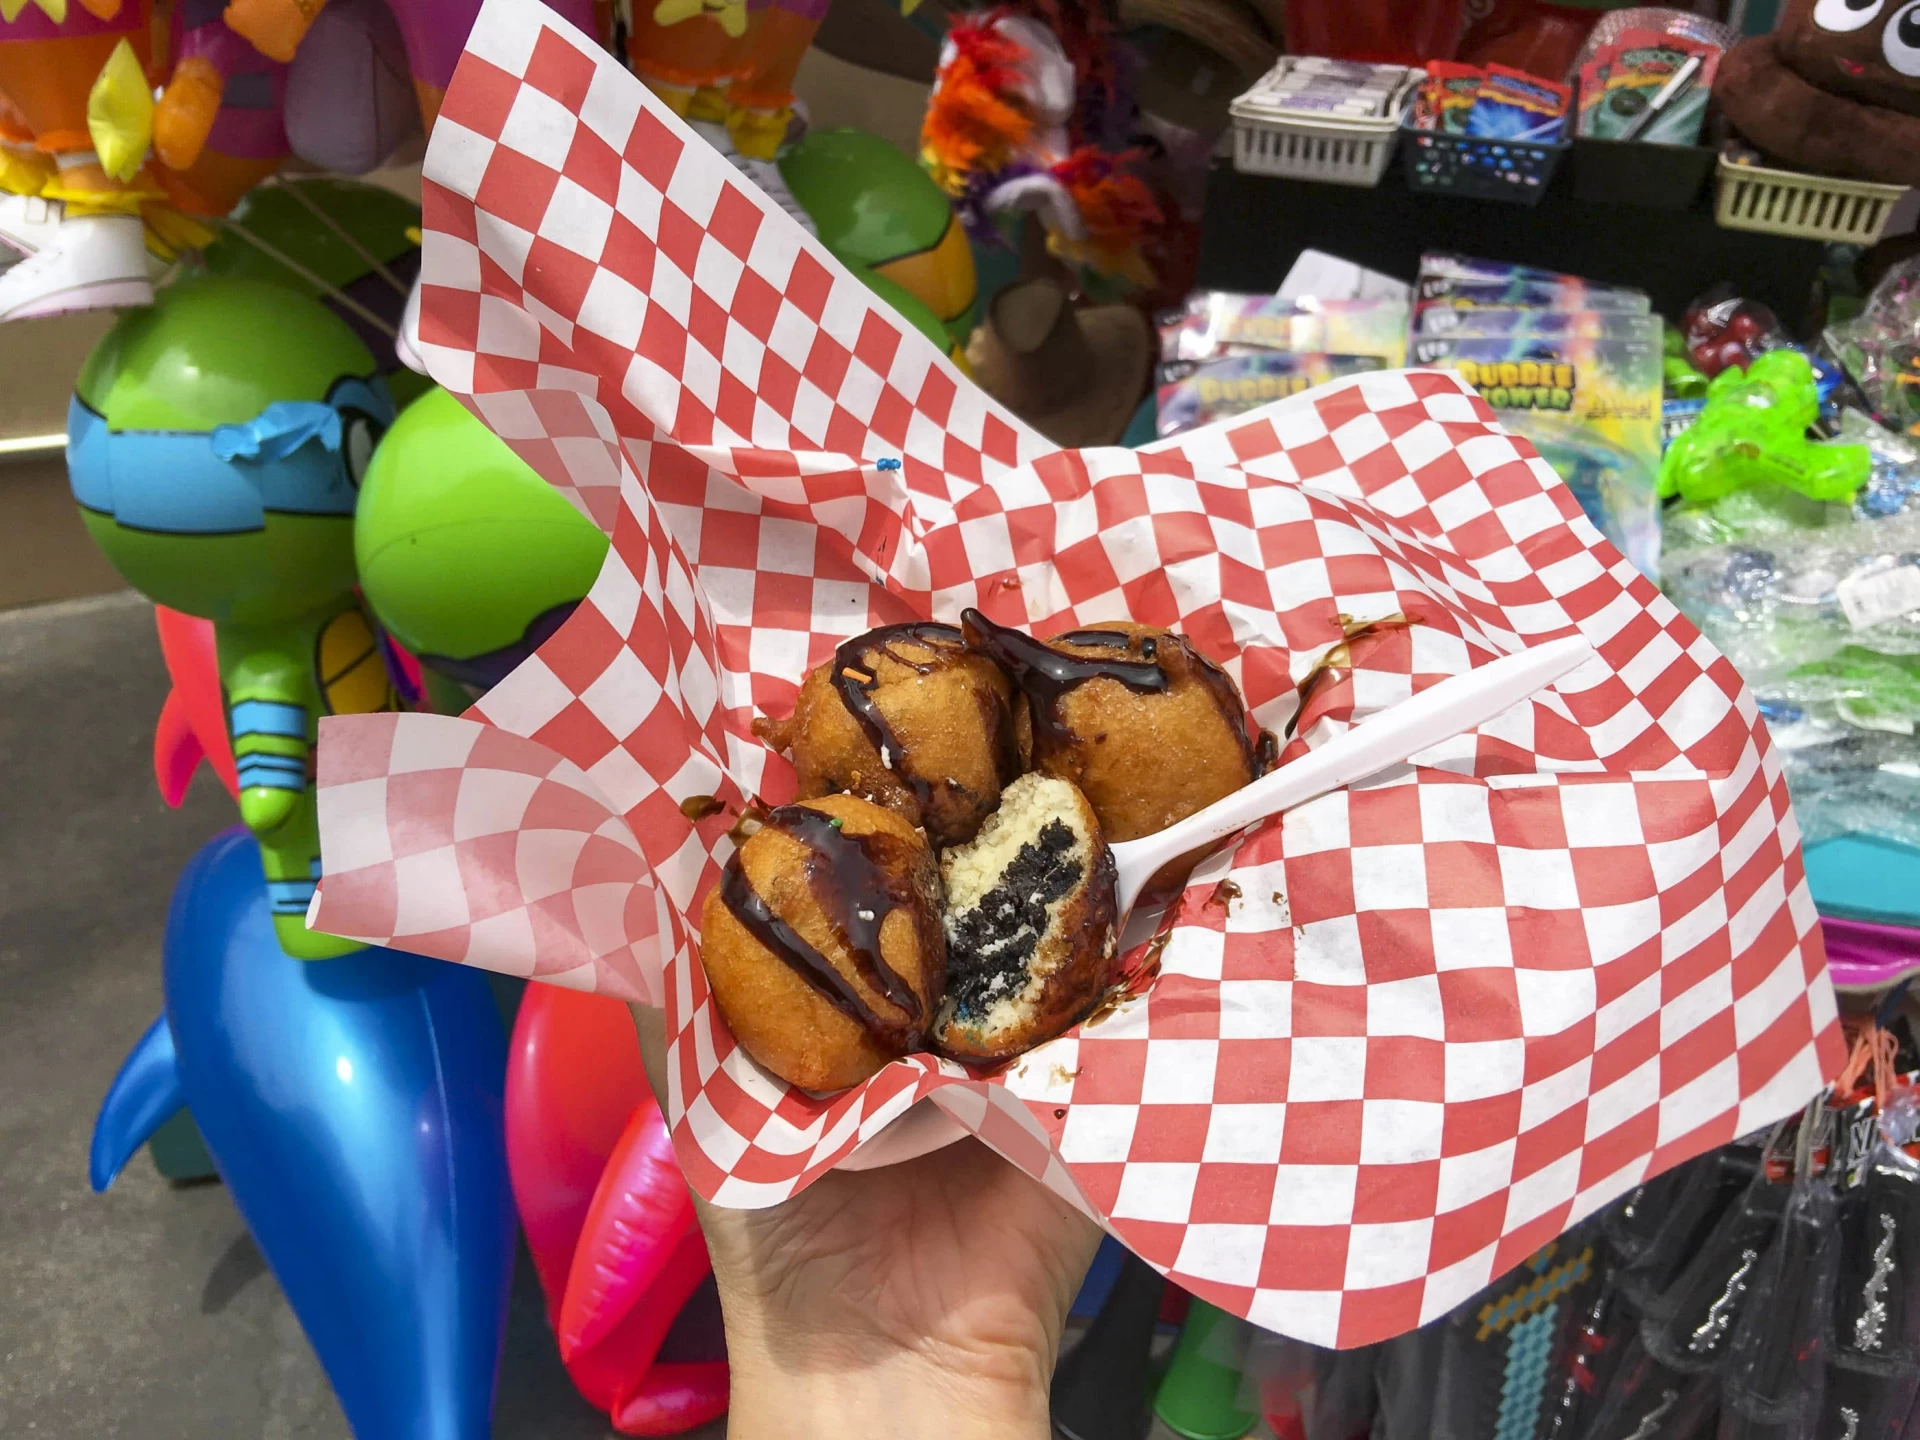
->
[[1402, 122, 1569, 206]]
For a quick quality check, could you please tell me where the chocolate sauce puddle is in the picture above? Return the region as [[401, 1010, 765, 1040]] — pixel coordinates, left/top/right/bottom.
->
[[717, 806, 927, 1044]]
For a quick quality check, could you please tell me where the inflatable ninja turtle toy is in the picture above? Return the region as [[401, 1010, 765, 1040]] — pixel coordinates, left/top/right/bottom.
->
[[68, 276, 398, 959], [778, 128, 978, 365], [354, 386, 610, 708]]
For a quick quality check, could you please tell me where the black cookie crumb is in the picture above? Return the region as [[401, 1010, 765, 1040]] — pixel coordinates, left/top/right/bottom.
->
[[945, 819, 1082, 1022]]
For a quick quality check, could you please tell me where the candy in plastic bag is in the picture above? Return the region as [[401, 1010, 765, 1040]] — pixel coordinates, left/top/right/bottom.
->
[[1825, 256, 1920, 435], [1837, 408, 1920, 521]]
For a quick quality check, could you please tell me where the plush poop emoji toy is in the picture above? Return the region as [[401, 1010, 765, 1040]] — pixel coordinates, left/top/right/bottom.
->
[[1716, 0, 1920, 186]]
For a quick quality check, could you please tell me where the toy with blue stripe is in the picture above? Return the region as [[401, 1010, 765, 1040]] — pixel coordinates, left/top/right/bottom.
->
[[68, 277, 398, 958]]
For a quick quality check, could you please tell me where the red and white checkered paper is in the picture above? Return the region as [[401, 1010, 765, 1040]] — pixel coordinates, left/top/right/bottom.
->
[[312, 0, 1844, 1347]]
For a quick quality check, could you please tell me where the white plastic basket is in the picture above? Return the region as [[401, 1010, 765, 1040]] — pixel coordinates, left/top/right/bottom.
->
[[1230, 60, 1423, 188], [1713, 156, 1907, 245]]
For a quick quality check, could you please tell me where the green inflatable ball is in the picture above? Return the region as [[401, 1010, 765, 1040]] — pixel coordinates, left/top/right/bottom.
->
[[779, 128, 977, 352], [70, 276, 390, 627], [355, 387, 610, 695]]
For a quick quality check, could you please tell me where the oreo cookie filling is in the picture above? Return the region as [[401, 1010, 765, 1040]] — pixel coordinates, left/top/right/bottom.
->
[[945, 819, 1082, 1021], [936, 773, 1118, 1061]]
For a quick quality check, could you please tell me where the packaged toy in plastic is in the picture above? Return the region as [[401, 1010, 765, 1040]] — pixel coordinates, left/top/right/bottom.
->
[[1160, 291, 1409, 368], [1415, 253, 1651, 310], [1661, 350, 1871, 506], [1463, 62, 1571, 141], [1661, 511, 1920, 848], [1840, 408, 1920, 520], [1681, 286, 1850, 408], [1411, 306, 1661, 342], [1414, 282, 1653, 332], [1826, 255, 1920, 436], [1416, 328, 1664, 578], [1408, 61, 1482, 133], [1575, 26, 1724, 145], [1406, 65, 1572, 141], [1154, 352, 1386, 436]]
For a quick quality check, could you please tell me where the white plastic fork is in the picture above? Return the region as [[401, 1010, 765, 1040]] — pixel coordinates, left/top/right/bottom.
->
[[1107, 634, 1597, 922]]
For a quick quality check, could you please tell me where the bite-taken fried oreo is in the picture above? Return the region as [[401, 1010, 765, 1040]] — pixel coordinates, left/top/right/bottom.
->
[[959, 611, 1261, 842], [753, 623, 1029, 847], [935, 773, 1118, 1062], [699, 794, 945, 1092]]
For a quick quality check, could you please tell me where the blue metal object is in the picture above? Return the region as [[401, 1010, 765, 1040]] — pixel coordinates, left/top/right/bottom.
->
[[93, 827, 514, 1440]]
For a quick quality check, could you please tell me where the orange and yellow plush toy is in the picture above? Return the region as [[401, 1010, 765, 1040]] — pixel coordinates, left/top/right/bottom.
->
[[625, 0, 828, 160], [0, 0, 297, 320], [0, 0, 161, 316]]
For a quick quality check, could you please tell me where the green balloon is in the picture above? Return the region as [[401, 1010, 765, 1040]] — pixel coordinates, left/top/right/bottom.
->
[[202, 178, 433, 409], [203, 178, 421, 297], [80, 512, 364, 628], [78, 275, 379, 431], [779, 128, 977, 348], [76, 277, 381, 625], [778, 128, 952, 263], [355, 387, 610, 674]]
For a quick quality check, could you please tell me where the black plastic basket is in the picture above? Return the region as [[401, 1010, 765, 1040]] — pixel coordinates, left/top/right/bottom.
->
[[1572, 136, 1714, 210], [1401, 123, 1569, 206]]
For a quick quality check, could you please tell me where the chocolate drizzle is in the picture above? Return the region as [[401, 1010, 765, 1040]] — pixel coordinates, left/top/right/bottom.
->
[[830, 623, 1019, 808], [960, 610, 1169, 752], [1255, 729, 1281, 773], [962, 610, 1259, 772], [717, 806, 929, 1045], [1288, 613, 1418, 740]]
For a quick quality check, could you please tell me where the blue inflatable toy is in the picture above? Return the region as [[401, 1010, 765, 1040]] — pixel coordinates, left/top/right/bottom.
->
[[92, 828, 515, 1440]]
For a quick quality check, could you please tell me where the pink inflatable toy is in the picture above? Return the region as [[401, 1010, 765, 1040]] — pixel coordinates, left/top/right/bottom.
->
[[505, 986, 728, 1435]]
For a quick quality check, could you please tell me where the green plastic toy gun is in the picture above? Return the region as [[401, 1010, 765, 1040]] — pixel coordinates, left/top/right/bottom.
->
[[1659, 349, 1871, 505]]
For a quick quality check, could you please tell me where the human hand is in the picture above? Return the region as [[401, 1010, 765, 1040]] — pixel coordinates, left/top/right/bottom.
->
[[631, 1006, 1102, 1440]]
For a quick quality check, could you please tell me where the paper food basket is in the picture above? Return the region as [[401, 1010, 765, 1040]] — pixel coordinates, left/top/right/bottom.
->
[[311, 0, 1844, 1349]]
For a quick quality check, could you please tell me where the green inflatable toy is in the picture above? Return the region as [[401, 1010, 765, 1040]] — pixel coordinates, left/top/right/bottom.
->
[[68, 277, 399, 959], [779, 128, 978, 361], [205, 177, 432, 409], [1659, 349, 1871, 506], [356, 387, 609, 706]]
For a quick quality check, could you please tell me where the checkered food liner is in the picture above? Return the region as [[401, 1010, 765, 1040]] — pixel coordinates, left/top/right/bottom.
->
[[311, 0, 1843, 1347]]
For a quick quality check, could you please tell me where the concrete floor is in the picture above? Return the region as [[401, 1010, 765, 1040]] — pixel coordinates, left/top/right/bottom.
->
[[0, 593, 650, 1439]]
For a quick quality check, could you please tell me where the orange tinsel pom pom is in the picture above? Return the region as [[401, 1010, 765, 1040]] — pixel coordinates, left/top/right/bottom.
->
[[1050, 145, 1163, 281], [921, 10, 1035, 186]]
